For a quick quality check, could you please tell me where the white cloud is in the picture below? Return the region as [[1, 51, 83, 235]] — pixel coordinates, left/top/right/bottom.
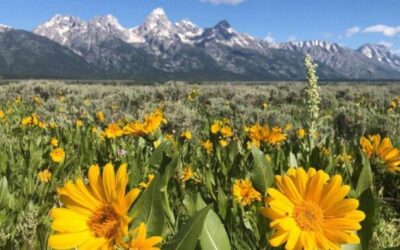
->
[[378, 41, 393, 48], [201, 0, 246, 5], [346, 26, 360, 37], [362, 24, 400, 37]]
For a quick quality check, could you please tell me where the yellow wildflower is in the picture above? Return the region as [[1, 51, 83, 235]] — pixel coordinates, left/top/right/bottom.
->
[[104, 123, 123, 139], [123, 109, 164, 137], [181, 130, 192, 140], [219, 139, 229, 148], [220, 126, 233, 138], [21, 116, 33, 126], [48, 163, 140, 250], [75, 119, 83, 127], [232, 179, 261, 206], [181, 167, 193, 182], [261, 167, 365, 249], [50, 148, 65, 163], [50, 137, 59, 147], [210, 121, 222, 134], [360, 135, 400, 173], [97, 111, 105, 123], [296, 128, 306, 139], [202, 140, 213, 154], [38, 169, 52, 183]]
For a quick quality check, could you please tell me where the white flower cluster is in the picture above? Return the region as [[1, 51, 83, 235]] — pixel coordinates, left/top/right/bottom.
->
[[304, 54, 321, 146]]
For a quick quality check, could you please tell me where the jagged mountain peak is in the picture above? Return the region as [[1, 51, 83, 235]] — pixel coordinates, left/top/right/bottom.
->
[[91, 14, 119, 24], [46, 14, 84, 26], [215, 20, 231, 30], [144, 7, 170, 26], [175, 18, 203, 42], [90, 15, 125, 32], [175, 18, 200, 31], [148, 7, 167, 18]]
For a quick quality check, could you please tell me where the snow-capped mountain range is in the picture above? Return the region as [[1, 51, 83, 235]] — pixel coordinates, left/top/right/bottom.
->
[[0, 8, 400, 80]]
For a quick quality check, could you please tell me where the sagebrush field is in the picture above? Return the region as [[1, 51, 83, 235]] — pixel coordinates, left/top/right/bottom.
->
[[0, 76, 399, 249]]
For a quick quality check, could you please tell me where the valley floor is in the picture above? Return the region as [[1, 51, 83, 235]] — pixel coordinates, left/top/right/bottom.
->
[[0, 81, 399, 249]]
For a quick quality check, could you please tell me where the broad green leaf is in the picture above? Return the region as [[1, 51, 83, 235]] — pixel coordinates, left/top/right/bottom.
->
[[251, 147, 274, 193], [149, 141, 171, 169], [183, 193, 198, 217], [196, 195, 232, 250], [163, 206, 211, 250], [160, 154, 179, 191], [358, 188, 378, 250], [129, 177, 164, 237], [355, 152, 373, 197]]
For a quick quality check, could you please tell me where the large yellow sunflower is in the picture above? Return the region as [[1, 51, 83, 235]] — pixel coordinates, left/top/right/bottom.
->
[[360, 134, 400, 173], [261, 167, 365, 250], [48, 163, 140, 250]]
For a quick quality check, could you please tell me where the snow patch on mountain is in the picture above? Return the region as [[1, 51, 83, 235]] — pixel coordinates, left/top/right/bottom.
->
[[358, 44, 400, 69], [282, 40, 341, 53], [0, 24, 12, 32]]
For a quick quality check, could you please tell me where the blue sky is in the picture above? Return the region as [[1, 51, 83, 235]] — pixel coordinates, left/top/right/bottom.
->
[[0, 0, 399, 52]]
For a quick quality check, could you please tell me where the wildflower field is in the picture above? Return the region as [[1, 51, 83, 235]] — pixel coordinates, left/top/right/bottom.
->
[[0, 62, 400, 249]]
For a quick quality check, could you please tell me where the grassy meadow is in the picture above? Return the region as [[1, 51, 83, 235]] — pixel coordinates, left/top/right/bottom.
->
[[0, 76, 399, 249]]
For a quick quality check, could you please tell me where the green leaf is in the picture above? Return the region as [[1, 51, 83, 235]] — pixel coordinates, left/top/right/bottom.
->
[[129, 177, 164, 237], [196, 195, 232, 250], [160, 154, 179, 191], [217, 188, 228, 220], [355, 152, 373, 197], [149, 141, 171, 169], [163, 206, 211, 250], [0, 177, 9, 208], [358, 188, 378, 250], [0, 152, 8, 174], [288, 151, 298, 168], [251, 147, 274, 193]]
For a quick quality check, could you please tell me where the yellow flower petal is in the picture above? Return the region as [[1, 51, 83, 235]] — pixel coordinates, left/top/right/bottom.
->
[[48, 231, 92, 249]]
